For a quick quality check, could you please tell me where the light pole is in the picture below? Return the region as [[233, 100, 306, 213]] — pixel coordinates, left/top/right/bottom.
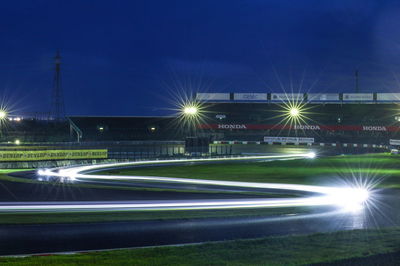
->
[[182, 104, 199, 137]]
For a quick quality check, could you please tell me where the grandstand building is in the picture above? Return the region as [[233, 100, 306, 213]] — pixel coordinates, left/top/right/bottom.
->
[[68, 116, 182, 141], [3, 92, 400, 148], [195, 92, 400, 146], [2, 118, 70, 142]]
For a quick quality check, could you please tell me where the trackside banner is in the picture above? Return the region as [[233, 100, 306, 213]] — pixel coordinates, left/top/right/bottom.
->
[[0, 149, 108, 162], [389, 139, 400, 146], [198, 124, 400, 132], [264, 136, 314, 144]]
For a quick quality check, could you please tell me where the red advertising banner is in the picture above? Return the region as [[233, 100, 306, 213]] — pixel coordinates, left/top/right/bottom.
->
[[198, 124, 400, 132]]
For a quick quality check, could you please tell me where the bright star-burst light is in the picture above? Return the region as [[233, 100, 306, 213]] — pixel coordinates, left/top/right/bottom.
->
[[176, 99, 206, 130], [325, 167, 382, 216], [306, 152, 316, 159], [271, 93, 316, 136], [0, 110, 7, 120], [282, 101, 307, 124], [328, 187, 370, 212], [183, 105, 198, 116], [164, 87, 208, 133], [289, 107, 300, 117]]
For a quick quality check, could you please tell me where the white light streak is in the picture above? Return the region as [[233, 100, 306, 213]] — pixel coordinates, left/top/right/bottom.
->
[[0, 154, 371, 213]]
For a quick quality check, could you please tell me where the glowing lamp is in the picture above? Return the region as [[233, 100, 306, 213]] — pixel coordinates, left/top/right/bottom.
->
[[183, 106, 198, 116], [0, 110, 7, 119], [289, 107, 299, 117]]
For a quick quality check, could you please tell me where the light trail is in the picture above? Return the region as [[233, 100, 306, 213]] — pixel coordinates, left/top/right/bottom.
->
[[1, 153, 370, 213], [0, 197, 332, 212]]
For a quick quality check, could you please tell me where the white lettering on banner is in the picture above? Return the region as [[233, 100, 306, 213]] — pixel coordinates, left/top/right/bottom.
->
[[377, 93, 400, 101], [271, 93, 303, 101], [390, 139, 400, 145], [308, 93, 340, 101], [343, 93, 373, 101], [196, 93, 230, 101], [234, 93, 267, 101], [218, 124, 247, 129], [264, 136, 314, 144], [362, 126, 387, 131], [294, 125, 321, 130]]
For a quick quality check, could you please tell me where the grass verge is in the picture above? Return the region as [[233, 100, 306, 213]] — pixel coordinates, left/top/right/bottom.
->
[[98, 153, 400, 188], [0, 227, 399, 265]]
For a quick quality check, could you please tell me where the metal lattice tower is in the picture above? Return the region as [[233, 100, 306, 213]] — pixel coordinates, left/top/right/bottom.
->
[[51, 51, 65, 120]]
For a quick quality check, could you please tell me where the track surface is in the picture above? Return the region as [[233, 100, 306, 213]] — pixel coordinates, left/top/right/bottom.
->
[[0, 194, 398, 256], [1, 155, 399, 256]]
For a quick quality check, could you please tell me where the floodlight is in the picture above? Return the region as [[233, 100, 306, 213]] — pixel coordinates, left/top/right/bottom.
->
[[183, 106, 198, 116], [177, 100, 204, 128], [14, 139, 20, 145], [289, 107, 299, 117], [0, 110, 7, 120]]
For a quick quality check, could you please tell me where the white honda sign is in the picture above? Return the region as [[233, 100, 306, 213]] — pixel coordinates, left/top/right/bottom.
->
[[264, 136, 314, 144]]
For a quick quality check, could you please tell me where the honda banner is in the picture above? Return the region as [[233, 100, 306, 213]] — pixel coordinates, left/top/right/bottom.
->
[[198, 124, 400, 132]]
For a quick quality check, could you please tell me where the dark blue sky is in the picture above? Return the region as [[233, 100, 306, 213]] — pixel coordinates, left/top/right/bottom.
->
[[1, 0, 400, 116]]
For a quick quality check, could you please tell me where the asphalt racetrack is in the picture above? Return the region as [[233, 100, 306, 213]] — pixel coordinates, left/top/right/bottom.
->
[[1, 154, 399, 256]]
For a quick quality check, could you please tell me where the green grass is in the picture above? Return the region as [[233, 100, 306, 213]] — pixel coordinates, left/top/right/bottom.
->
[[1, 227, 399, 265], [0, 169, 31, 174], [99, 153, 400, 188]]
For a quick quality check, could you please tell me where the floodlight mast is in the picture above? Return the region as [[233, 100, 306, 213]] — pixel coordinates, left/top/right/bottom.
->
[[181, 101, 201, 139]]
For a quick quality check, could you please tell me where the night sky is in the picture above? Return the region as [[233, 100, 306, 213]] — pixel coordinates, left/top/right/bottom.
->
[[1, 0, 400, 116]]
